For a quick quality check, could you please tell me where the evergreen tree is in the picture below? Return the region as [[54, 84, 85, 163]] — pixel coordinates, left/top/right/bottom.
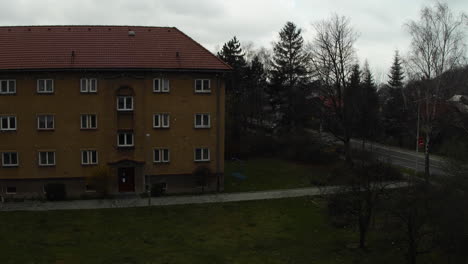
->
[[357, 62, 380, 146], [217, 37, 248, 157], [387, 50, 405, 89], [345, 64, 362, 135], [217, 36, 247, 73], [268, 21, 310, 133], [245, 56, 268, 127], [383, 51, 408, 146]]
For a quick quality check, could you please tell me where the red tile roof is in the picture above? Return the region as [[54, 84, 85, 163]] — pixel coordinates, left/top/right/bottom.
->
[[0, 26, 231, 71]]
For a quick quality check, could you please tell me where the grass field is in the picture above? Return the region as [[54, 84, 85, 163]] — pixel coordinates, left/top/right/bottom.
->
[[224, 158, 340, 192], [0, 197, 411, 264]]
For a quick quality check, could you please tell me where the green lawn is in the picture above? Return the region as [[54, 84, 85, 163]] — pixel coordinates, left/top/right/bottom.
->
[[0, 198, 407, 264], [224, 158, 340, 192]]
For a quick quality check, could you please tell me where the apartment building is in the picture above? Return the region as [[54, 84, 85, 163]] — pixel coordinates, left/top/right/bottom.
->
[[0, 26, 229, 198]]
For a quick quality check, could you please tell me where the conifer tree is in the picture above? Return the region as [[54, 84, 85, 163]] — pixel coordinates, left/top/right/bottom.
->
[[357, 62, 380, 147], [383, 50, 407, 146], [387, 50, 405, 89], [217, 37, 248, 157], [268, 21, 310, 133]]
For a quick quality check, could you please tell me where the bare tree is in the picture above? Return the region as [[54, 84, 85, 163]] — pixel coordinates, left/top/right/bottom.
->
[[309, 14, 358, 163], [405, 2, 467, 181]]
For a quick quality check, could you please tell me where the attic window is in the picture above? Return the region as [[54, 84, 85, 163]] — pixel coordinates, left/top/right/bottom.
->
[[128, 30, 136, 36]]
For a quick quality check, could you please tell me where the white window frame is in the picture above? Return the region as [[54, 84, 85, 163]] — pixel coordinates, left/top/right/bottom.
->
[[38, 151, 56, 166], [117, 96, 133, 111], [81, 150, 98, 165], [153, 113, 170, 128], [153, 148, 170, 163], [153, 78, 170, 93], [194, 148, 210, 162], [80, 114, 97, 129], [37, 115, 55, 130], [194, 113, 211, 128], [0, 116, 17, 131], [0, 80, 16, 94], [80, 78, 98, 93], [117, 132, 134, 147], [37, 79, 54, 94], [2, 152, 19, 167], [195, 79, 211, 93]]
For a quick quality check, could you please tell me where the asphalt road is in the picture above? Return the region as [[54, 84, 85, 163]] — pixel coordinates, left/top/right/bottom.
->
[[309, 130, 447, 175], [349, 139, 447, 176]]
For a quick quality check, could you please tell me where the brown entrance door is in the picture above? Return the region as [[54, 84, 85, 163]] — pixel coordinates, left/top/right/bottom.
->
[[118, 167, 135, 192]]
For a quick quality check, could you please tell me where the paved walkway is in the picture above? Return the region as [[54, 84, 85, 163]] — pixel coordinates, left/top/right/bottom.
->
[[0, 182, 408, 212]]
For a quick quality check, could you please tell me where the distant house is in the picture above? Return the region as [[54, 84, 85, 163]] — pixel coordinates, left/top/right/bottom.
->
[[0, 26, 230, 198]]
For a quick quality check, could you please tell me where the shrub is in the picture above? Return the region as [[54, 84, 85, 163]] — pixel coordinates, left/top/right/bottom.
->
[[44, 183, 67, 201]]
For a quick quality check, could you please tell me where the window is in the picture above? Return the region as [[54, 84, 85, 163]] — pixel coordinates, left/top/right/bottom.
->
[[153, 114, 170, 128], [153, 78, 170, 93], [81, 150, 98, 165], [80, 78, 97, 93], [0, 80, 16, 94], [80, 114, 97, 129], [0, 116, 16, 131], [194, 148, 210, 162], [38, 151, 55, 166], [195, 79, 211, 93], [194, 114, 211, 128], [117, 96, 133, 111], [37, 79, 54, 93], [153, 148, 170, 163], [2, 152, 18, 167], [117, 132, 134, 147], [6, 186, 16, 194], [37, 115, 54, 130]]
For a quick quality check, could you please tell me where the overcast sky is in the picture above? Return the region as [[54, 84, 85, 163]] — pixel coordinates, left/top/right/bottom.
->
[[0, 0, 467, 82]]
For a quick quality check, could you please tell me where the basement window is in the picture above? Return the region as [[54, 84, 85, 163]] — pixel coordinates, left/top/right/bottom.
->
[[6, 186, 16, 194]]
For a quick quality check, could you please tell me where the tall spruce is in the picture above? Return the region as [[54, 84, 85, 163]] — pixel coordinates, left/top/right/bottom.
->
[[268, 21, 309, 133], [217, 36, 248, 157], [245, 56, 268, 127], [387, 50, 405, 89], [383, 50, 407, 146], [357, 62, 380, 147]]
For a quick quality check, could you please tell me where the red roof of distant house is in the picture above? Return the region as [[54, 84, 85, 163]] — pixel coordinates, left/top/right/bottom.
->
[[0, 26, 231, 71]]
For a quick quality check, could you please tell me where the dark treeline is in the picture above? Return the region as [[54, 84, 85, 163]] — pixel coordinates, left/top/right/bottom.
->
[[218, 2, 468, 176], [217, 2, 468, 263]]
